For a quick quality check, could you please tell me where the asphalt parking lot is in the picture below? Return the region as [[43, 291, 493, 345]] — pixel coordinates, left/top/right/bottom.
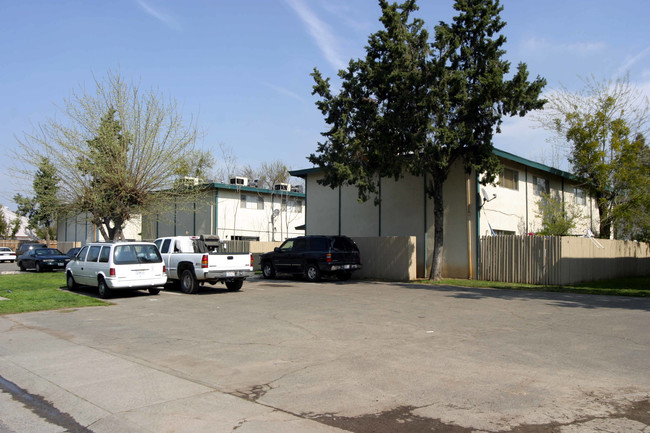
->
[[0, 275, 649, 432]]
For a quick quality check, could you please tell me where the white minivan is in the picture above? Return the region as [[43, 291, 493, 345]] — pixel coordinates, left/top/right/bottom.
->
[[65, 242, 167, 298]]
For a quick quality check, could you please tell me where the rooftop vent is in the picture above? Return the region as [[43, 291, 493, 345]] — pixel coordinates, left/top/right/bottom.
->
[[230, 177, 249, 186], [274, 183, 290, 191]]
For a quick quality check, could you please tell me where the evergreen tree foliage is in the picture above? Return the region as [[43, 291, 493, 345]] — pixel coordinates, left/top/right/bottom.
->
[[309, 0, 546, 278], [14, 157, 60, 244], [0, 208, 8, 239]]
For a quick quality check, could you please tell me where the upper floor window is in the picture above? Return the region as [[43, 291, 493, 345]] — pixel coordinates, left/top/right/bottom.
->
[[500, 168, 519, 190], [288, 199, 303, 213], [240, 195, 264, 210], [533, 176, 550, 197], [574, 187, 586, 206]]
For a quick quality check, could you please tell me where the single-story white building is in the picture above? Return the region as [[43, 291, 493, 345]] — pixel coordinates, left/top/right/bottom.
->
[[290, 148, 598, 279], [57, 179, 306, 244]]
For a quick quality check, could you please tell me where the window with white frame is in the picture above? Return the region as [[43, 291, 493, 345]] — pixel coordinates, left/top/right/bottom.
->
[[240, 195, 264, 210], [574, 187, 586, 206], [533, 176, 550, 196], [288, 199, 303, 213], [499, 168, 519, 190]]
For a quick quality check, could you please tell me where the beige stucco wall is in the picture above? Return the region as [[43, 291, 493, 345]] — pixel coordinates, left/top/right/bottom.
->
[[442, 162, 476, 279], [303, 160, 478, 280], [305, 175, 339, 235], [560, 237, 650, 284], [352, 236, 417, 281]]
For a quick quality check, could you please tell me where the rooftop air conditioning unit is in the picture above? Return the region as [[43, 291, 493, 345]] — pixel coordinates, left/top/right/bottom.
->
[[274, 183, 290, 191], [230, 177, 249, 186], [183, 176, 199, 186]]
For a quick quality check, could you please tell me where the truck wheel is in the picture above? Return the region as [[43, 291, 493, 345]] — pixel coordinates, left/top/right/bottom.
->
[[262, 262, 275, 279], [97, 278, 111, 299], [35, 262, 42, 273], [305, 264, 321, 282], [180, 269, 199, 294], [225, 279, 243, 291]]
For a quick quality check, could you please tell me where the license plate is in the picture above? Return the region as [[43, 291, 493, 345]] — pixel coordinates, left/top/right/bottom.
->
[[343, 265, 350, 269], [226, 272, 235, 277], [58, 263, 64, 267]]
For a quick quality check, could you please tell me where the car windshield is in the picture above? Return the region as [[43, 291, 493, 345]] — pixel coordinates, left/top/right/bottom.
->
[[279, 240, 294, 252], [0, 248, 10, 252], [113, 244, 162, 264], [35, 248, 63, 256]]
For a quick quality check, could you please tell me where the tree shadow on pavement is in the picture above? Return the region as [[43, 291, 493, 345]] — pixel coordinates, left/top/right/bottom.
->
[[397, 283, 650, 312]]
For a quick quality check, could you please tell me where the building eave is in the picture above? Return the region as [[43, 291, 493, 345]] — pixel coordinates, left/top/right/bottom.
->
[[291, 148, 578, 182]]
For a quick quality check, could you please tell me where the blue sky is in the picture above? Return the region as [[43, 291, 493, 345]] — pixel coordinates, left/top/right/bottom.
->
[[1, 0, 649, 210]]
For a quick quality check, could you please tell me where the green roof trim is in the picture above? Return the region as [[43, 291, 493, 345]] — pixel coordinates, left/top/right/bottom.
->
[[289, 167, 322, 178], [291, 149, 577, 181], [492, 148, 576, 180]]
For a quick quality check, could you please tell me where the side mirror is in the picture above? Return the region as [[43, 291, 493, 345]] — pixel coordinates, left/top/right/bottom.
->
[[274, 247, 280, 253]]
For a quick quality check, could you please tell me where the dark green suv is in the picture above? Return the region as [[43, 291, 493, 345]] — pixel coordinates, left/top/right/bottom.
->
[[260, 235, 361, 282]]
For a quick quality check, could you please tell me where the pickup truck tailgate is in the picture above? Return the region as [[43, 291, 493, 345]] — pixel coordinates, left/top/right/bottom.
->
[[203, 253, 254, 278]]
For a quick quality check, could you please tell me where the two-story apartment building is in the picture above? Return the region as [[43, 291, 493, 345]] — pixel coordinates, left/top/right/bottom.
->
[[290, 148, 598, 279], [479, 149, 597, 237], [57, 178, 306, 244]]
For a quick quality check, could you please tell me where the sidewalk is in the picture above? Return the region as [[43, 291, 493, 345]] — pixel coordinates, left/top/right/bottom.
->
[[0, 316, 344, 433]]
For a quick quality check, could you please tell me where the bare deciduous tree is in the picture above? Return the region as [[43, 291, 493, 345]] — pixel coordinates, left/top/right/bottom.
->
[[15, 70, 208, 240]]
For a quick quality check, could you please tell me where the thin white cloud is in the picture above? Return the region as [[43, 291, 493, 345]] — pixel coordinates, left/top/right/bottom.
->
[[136, 0, 181, 31], [615, 46, 650, 77], [522, 37, 605, 55], [264, 82, 305, 103], [285, 0, 347, 71]]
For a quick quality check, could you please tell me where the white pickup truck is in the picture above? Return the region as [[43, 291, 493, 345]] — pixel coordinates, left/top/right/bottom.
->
[[154, 235, 254, 294]]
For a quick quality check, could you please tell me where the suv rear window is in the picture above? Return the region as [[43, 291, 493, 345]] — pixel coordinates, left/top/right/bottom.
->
[[333, 237, 358, 252], [310, 238, 329, 251], [113, 244, 163, 264]]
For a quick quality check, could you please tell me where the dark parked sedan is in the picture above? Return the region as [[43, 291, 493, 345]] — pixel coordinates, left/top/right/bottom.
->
[[65, 247, 81, 258], [17, 248, 70, 272]]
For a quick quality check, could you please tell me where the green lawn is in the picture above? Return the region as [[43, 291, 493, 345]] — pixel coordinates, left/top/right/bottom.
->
[[419, 276, 650, 297], [0, 273, 109, 315]]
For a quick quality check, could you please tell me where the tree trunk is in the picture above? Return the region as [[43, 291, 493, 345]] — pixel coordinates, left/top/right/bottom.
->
[[429, 178, 444, 281], [596, 195, 611, 239], [45, 224, 51, 247]]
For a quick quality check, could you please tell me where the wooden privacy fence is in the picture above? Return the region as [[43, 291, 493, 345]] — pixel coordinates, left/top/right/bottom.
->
[[480, 236, 561, 285], [223, 241, 282, 270], [222, 241, 282, 254], [480, 235, 650, 285]]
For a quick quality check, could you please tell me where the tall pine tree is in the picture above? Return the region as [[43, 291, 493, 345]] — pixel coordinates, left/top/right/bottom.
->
[[310, 0, 545, 279], [14, 157, 60, 245]]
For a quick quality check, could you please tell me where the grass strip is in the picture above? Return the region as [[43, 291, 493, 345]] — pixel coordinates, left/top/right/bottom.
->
[[416, 276, 650, 297], [0, 273, 108, 315]]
